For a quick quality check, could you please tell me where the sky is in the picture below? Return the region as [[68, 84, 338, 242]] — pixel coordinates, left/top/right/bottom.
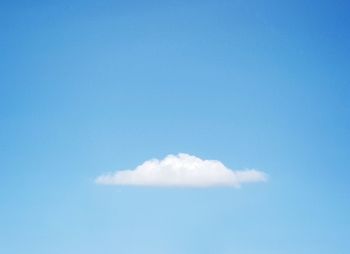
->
[[1, 0, 350, 253]]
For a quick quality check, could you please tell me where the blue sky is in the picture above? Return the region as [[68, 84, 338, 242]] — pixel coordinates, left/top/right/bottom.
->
[[1, 0, 350, 253]]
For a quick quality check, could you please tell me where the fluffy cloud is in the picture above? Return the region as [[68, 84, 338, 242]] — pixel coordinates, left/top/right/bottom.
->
[[95, 153, 267, 187]]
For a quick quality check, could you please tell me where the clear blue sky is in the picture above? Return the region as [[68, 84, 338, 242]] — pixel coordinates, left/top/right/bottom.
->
[[1, 0, 349, 253]]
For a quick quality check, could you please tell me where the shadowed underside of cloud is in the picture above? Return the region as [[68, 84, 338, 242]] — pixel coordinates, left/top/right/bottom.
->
[[95, 153, 268, 188]]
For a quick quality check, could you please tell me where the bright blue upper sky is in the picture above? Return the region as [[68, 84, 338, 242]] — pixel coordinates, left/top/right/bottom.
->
[[1, 0, 349, 253]]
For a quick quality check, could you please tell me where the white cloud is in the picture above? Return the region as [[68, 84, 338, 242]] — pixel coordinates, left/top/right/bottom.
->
[[95, 153, 267, 188]]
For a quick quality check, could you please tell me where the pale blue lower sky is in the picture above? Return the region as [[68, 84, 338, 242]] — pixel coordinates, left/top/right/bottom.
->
[[1, 0, 349, 253]]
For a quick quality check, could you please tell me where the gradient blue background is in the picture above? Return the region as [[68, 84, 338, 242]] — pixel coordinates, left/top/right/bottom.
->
[[1, 0, 349, 253]]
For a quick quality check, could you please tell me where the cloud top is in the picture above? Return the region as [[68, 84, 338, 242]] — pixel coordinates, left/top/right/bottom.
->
[[95, 153, 267, 188]]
